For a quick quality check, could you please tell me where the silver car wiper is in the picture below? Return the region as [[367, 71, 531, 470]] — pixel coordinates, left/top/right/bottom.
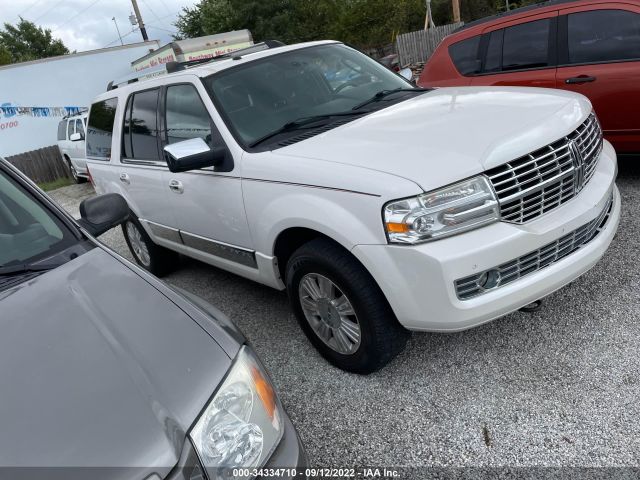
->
[[0, 262, 60, 276]]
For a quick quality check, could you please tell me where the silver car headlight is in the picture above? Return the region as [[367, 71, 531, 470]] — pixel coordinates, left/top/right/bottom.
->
[[190, 346, 283, 479], [383, 176, 500, 244]]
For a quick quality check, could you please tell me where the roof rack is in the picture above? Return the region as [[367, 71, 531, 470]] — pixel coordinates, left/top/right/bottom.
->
[[455, 0, 578, 32], [107, 40, 285, 91]]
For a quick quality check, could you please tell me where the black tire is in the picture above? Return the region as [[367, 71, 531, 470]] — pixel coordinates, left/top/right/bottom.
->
[[122, 215, 180, 277], [67, 159, 86, 184], [286, 238, 410, 374]]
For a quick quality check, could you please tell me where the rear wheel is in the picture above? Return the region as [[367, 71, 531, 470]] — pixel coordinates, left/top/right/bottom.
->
[[122, 216, 179, 277], [286, 238, 410, 374]]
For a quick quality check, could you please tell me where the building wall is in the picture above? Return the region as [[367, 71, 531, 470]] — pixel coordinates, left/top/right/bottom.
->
[[0, 40, 159, 158]]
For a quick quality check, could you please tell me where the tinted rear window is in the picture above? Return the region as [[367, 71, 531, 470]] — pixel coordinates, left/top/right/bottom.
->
[[568, 9, 640, 64], [87, 98, 118, 160], [502, 19, 551, 71], [448, 36, 481, 75]]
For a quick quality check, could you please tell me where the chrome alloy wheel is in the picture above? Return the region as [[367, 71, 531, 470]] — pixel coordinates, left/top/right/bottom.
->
[[298, 273, 361, 355], [125, 221, 151, 267]]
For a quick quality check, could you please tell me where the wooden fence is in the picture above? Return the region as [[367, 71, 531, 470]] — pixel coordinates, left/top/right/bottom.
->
[[396, 22, 464, 66], [5, 145, 71, 184]]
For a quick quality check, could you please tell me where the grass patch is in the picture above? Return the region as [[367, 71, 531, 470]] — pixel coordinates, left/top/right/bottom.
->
[[38, 177, 74, 191]]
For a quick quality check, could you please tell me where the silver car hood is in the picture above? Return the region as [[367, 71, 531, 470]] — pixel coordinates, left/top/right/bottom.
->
[[0, 248, 233, 470]]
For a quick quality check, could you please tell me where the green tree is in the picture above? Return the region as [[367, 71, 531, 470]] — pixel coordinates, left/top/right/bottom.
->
[[0, 44, 11, 65], [0, 17, 68, 64]]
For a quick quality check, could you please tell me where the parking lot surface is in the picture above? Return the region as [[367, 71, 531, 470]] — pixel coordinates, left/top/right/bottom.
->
[[50, 160, 640, 468]]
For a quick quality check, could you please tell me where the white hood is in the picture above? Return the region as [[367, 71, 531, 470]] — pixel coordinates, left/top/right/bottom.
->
[[278, 86, 592, 192]]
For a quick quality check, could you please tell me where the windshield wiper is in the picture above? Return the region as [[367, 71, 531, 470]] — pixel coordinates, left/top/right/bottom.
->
[[0, 262, 61, 276], [249, 111, 365, 148], [352, 87, 429, 111]]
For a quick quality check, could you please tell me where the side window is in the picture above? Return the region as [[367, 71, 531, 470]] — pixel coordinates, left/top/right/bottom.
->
[[122, 89, 161, 162], [567, 10, 640, 64], [67, 120, 74, 139], [448, 36, 481, 75], [502, 18, 551, 71], [165, 84, 213, 145], [75, 119, 85, 138], [57, 121, 66, 141], [86, 98, 118, 160]]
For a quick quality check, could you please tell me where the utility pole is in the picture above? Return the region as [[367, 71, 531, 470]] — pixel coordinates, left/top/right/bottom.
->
[[112, 17, 124, 45], [130, 0, 149, 41], [506, 0, 510, 11], [452, 0, 461, 23]]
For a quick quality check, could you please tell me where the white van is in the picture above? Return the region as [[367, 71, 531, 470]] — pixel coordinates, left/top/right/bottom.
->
[[57, 112, 88, 183]]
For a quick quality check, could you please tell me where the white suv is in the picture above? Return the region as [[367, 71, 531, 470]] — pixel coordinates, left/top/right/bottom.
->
[[57, 112, 89, 183], [86, 41, 620, 373]]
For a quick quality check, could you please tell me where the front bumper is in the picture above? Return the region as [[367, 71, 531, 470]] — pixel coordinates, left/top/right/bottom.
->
[[352, 140, 620, 332]]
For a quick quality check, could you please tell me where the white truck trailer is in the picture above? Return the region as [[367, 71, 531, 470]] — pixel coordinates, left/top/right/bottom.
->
[[0, 40, 159, 158]]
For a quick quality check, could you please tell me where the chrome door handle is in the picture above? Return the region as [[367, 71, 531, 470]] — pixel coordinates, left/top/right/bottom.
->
[[168, 179, 184, 194], [119, 173, 130, 185]]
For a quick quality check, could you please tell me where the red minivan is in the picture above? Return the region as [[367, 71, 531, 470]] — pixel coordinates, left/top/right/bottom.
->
[[417, 0, 640, 153]]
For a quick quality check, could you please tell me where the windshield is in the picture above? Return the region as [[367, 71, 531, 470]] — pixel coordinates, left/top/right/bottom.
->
[[0, 167, 76, 268], [204, 44, 413, 147]]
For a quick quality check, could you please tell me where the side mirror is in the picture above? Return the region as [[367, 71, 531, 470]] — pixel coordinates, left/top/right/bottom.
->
[[164, 137, 226, 173], [77, 193, 129, 237], [399, 68, 413, 81], [70, 132, 83, 142]]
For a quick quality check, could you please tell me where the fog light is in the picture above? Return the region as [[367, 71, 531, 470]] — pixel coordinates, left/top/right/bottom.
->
[[476, 269, 501, 290]]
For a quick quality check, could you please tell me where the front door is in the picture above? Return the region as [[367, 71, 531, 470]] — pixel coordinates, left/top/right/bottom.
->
[[159, 82, 254, 267], [556, 5, 640, 153]]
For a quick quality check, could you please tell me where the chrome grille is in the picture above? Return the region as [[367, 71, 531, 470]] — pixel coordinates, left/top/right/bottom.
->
[[486, 113, 603, 224], [455, 191, 614, 300]]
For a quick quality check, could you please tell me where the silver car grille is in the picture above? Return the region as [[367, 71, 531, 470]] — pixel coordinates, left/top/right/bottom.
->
[[455, 191, 614, 300], [486, 113, 603, 224]]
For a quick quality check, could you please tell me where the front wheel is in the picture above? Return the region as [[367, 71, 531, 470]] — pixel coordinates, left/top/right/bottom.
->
[[122, 216, 179, 277], [286, 238, 410, 374], [67, 160, 86, 184]]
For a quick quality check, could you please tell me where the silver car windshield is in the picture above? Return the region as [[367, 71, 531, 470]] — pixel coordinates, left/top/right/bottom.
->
[[204, 44, 412, 147], [0, 169, 74, 267]]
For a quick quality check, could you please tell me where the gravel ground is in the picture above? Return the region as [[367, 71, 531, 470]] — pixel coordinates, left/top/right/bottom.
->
[[49, 160, 640, 471]]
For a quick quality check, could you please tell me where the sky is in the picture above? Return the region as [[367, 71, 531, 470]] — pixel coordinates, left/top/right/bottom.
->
[[0, 0, 199, 52]]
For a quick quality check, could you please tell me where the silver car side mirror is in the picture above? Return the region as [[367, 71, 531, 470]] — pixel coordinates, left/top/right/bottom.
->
[[70, 132, 83, 142], [164, 137, 227, 173]]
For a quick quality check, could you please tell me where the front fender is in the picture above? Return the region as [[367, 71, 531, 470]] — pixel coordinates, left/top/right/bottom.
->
[[243, 184, 388, 256]]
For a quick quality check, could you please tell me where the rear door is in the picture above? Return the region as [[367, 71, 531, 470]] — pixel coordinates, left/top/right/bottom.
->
[[471, 12, 558, 87], [118, 88, 176, 242], [556, 3, 640, 152]]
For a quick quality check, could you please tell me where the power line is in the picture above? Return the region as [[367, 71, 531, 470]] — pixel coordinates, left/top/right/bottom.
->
[[102, 28, 138, 48], [145, 23, 177, 35], [51, 0, 103, 34], [11, 0, 45, 22], [31, 0, 66, 24]]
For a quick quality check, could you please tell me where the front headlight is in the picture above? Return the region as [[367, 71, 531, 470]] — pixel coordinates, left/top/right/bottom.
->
[[190, 346, 283, 479], [383, 176, 500, 244]]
